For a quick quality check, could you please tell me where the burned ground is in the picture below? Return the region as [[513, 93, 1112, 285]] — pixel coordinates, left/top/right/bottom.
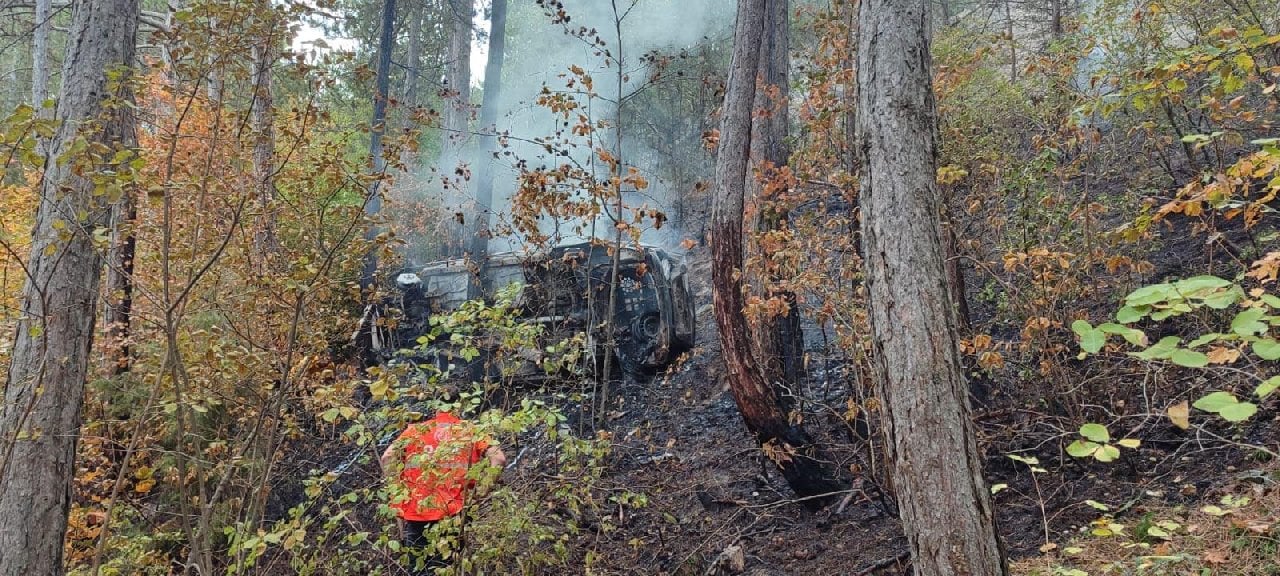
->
[[268, 225, 1280, 575]]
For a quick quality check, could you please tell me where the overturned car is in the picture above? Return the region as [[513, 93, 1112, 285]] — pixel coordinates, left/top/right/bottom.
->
[[354, 242, 696, 381]]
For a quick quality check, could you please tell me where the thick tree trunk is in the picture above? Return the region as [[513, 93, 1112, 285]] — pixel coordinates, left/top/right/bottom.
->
[[0, 1, 140, 574], [251, 0, 280, 262], [442, 0, 473, 158], [714, 0, 842, 505], [855, 0, 1007, 574], [747, 0, 804, 389], [31, 0, 51, 108], [468, 0, 507, 296], [360, 0, 398, 292]]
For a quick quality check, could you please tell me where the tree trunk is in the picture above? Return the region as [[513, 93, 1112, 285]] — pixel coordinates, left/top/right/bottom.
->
[[713, 0, 843, 505], [104, 189, 137, 377], [399, 0, 424, 167], [251, 0, 280, 262], [468, 0, 507, 296], [1050, 0, 1064, 38], [442, 0, 473, 159], [0, 1, 140, 574], [5, 51, 19, 112], [31, 0, 51, 108], [855, 0, 1007, 573], [1005, 0, 1017, 81], [360, 0, 398, 292], [207, 12, 223, 102], [747, 0, 804, 389]]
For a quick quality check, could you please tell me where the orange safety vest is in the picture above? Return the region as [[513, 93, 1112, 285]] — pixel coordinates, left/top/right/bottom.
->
[[389, 413, 489, 522]]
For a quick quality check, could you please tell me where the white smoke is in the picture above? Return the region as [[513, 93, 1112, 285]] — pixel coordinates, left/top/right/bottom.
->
[[418, 0, 733, 258]]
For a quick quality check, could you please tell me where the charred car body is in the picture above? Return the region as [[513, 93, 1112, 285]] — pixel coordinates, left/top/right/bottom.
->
[[354, 242, 696, 381]]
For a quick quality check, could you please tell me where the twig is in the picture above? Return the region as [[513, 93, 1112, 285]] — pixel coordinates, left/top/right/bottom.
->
[[854, 550, 910, 576]]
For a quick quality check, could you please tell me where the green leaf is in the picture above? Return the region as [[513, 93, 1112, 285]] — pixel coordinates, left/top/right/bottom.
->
[[1193, 391, 1238, 413], [1170, 348, 1210, 367], [1067, 440, 1100, 458], [1146, 526, 1171, 539], [1218, 402, 1257, 422], [1115, 306, 1147, 324], [1201, 505, 1228, 516], [1231, 307, 1268, 336], [1094, 444, 1121, 462], [1174, 275, 1232, 294], [1126, 283, 1174, 307], [1079, 329, 1106, 354], [1080, 423, 1110, 443], [1072, 320, 1106, 353], [1132, 336, 1180, 360], [1099, 323, 1147, 346], [1256, 376, 1280, 399], [1201, 287, 1242, 309], [1252, 338, 1280, 360]]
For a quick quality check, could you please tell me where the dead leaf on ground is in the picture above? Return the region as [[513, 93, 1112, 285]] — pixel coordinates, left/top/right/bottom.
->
[[1168, 400, 1190, 430], [1202, 548, 1230, 565]]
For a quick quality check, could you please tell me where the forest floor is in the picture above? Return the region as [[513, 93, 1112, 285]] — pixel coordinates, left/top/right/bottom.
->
[[276, 232, 1280, 575], [551, 238, 1280, 575]]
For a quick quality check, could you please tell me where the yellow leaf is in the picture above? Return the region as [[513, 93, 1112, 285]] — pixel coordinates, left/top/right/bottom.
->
[[134, 478, 156, 493]]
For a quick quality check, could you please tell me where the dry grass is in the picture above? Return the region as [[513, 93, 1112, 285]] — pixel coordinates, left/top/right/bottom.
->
[[1013, 468, 1280, 575]]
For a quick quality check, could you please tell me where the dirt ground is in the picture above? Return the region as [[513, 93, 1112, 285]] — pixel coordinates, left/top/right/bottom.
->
[[271, 232, 1278, 575]]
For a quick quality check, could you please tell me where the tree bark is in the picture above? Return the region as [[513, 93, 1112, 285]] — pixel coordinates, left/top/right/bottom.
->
[[855, 0, 1007, 573], [251, 0, 280, 262], [31, 0, 51, 108], [399, 0, 424, 167], [1004, 0, 1017, 82], [1050, 0, 1064, 38], [0, 1, 140, 574], [442, 0, 473, 159], [747, 0, 804, 389], [360, 0, 398, 292], [714, 0, 842, 505], [104, 190, 137, 377], [468, 0, 507, 296]]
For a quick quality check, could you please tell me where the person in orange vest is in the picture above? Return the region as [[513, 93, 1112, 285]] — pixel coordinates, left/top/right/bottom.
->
[[381, 410, 507, 573]]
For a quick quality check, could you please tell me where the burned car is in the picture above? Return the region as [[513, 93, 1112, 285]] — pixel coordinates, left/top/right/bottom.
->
[[354, 242, 696, 381]]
